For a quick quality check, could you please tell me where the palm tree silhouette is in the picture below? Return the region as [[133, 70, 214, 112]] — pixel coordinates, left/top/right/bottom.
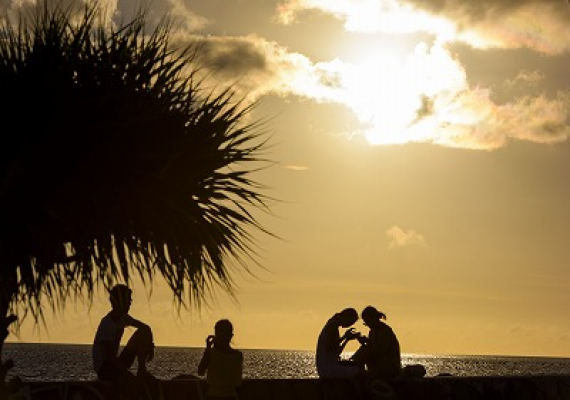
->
[[0, 4, 272, 393]]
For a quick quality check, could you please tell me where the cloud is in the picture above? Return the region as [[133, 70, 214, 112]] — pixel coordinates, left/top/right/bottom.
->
[[194, 36, 270, 78], [276, 0, 455, 37], [186, 35, 316, 100], [0, 0, 120, 24], [275, 0, 570, 54], [416, 88, 570, 150], [283, 164, 309, 171], [165, 0, 209, 32], [386, 226, 427, 249], [0, 0, 208, 35], [503, 70, 544, 91], [188, 36, 570, 150]]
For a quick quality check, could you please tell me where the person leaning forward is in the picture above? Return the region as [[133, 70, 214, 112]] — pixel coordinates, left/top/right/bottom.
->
[[316, 308, 363, 378]]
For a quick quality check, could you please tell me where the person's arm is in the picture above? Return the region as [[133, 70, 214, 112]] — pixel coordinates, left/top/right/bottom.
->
[[126, 315, 151, 332], [338, 328, 360, 354], [198, 335, 215, 376]]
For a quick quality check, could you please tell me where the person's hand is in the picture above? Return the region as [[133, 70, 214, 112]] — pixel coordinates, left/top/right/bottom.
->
[[343, 328, 360, 341], [206, 335, 215, 348]]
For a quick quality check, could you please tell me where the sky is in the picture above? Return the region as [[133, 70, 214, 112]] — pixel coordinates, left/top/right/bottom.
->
[[6, 0, 570, 358]]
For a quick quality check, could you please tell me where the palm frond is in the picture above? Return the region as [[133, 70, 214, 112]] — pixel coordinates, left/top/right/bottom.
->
[[0, 3, 273, 325]]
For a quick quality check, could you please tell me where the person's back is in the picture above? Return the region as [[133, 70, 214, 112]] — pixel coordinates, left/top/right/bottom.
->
[[316, 318, 339, 375], [206, 347, 243, 397], [366, 321, 401, 378], [198, 319, 243, 399], [360, 306, 402, 379]]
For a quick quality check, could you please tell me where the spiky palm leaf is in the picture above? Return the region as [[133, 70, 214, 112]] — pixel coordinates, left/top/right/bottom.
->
[[0, 4, 271, 328]]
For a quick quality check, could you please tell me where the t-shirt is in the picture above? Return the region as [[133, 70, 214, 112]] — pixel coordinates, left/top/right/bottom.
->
[[92, 313, 136, 372], [206, 347, 243, 397]]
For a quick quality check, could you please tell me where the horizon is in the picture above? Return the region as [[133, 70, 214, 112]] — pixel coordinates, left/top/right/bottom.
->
[[7, 341, 570, 360]]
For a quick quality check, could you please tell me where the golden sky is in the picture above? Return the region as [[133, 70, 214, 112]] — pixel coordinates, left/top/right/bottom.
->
[[7, 0, 570, 357]]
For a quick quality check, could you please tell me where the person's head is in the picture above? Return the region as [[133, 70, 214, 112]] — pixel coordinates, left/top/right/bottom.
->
[[336, 308, 358, 328], [214, 319, 234, 345], [362, 306, 386, 327], [109, 284, 132, 314]]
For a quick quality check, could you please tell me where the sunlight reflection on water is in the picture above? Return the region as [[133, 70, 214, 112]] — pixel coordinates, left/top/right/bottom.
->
[[5, 344, 570, 381]]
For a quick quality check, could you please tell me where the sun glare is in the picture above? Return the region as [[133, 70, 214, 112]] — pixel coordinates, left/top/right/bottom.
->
[[334, 40, 468, 146], [340, 50, 421, 145]]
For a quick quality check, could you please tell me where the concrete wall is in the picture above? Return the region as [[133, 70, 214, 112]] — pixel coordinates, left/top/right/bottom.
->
[[14, 375, 570, 400]]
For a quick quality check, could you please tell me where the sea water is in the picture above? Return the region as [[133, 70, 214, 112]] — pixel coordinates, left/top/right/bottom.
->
[[4, 343, 570, 381]]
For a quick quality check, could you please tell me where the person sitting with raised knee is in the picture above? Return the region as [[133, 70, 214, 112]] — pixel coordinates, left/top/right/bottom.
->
[[92, 284, 155, 381]]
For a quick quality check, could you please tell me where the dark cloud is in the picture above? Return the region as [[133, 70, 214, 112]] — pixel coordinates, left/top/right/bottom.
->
[[412, 95, 435, 123], [194, 36, 270, 79], [404, 0, 565, 22]]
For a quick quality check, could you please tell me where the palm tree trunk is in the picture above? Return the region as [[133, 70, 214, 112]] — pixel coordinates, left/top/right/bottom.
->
[[0, 288, 18, 397]]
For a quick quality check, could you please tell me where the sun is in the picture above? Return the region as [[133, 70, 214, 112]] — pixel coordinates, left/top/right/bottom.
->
[[333, 41, 468, 146], [339, 51, 423, 145]]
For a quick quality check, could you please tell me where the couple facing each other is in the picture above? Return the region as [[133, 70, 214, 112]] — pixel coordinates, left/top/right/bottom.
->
[[316, 306, 401, 379], [92, 284, 243, 400]]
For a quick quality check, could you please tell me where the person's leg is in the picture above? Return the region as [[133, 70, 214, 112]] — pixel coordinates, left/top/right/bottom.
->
[[319, 361, 360, 378], [97, 360, 138, 399], [116, 347, 137, 370], [97, 360, 134, 381], [121, 327, 153, 376]]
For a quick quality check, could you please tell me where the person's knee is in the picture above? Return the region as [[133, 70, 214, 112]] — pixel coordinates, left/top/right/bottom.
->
[[126, 326, 153, 353]]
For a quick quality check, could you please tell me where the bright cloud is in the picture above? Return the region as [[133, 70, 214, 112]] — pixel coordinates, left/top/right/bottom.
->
[[189, 35, 570, 150], [452, 2, 570, 55], [386, 226, 427, 249], [268, 1, 570, 149], [276, 0, 455, 38], [276, 0, 570, 54], [283, 165, 309, 171]]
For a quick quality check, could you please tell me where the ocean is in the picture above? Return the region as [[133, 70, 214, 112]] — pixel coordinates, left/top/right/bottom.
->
[[4, 343, 570, 381]]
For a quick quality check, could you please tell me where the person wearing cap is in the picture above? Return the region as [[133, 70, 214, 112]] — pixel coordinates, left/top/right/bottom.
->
[[316, 308, 363, 378], [92, 284, 155, 381]]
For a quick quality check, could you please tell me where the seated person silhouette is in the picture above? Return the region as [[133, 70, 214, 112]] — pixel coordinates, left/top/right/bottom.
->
[[351, 306, 401, 379], [316, 308, 363, 378], [92, 284, 155, 382], [198, 319, 243, 400]]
